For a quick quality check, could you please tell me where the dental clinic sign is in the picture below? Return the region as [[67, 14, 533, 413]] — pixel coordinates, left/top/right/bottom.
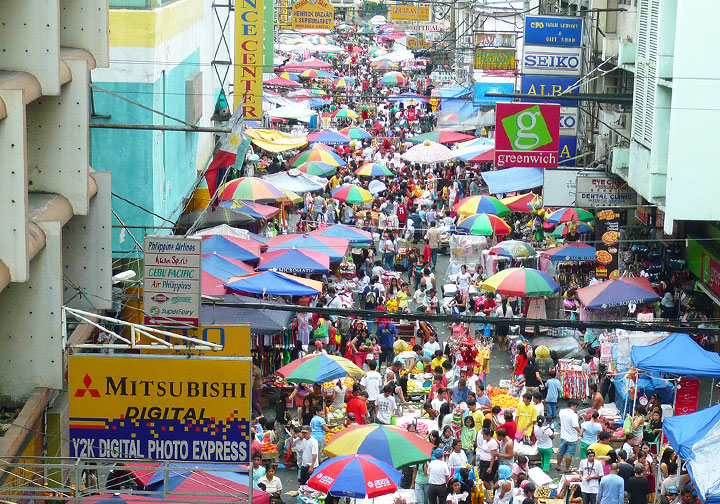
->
[[495, 103, 560, 168], [143, 235, 201, 328]]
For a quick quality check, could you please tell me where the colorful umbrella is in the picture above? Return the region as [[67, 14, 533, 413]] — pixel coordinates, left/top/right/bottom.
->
[[308, 455, 402, 498], [540, 243, 597, 262], [219, 199, 280, 219], [290, 148, 346, 167], [305, 35, 333, 45], [454, 195, 511, 217], [546, 207, 595, 224], [455, 145, 495, 163], [300, 69, 334, 79], [324, 424, 434, 468], [257, 248, 331, 274], [456, 213, 512, 236], [501, 193, 539, 213], [334, 76, 356, 87], [371, 60, 400, 71], [339, 126, 372, 140], [576, 277, 660, 310], [407, 131, 476, 145], [278, 71, 300, 82], [281, 188, 303, 204], [296, 161, 337, 177], [276, 353, 365, 383], [201, 235, 260, 262], [482, 267, 561, 297], [176, 206, 258, 231], [368, 47, 387, 57], [264, 77, 301, 88], [225, 270, 323, 296], [488, 240, 536, 258], [332, 108, 359, 119], [307, 129, 352, 145], [332, 184, 374, 204], [355, 163, 392, 177], [217, 177, 287, 203], [379, 71, 407, 86], [551, 221, 594, 238], [268, 234, 350, 263]]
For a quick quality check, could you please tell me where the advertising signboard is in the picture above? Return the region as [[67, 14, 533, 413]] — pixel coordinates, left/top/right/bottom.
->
[[521, 75, 580, 106], [524, 15, 583, 47], [143, 235, 201, 327], [475, 32, 516, 48], [594, 208, 621, 279], [558, 135, 577, 166], [495, 103, 560, 168], [542, 169, 605, 206], [560, 107, 578, 136], [701, 252, 720, 297], [675, 378, 700, 415], [407, 35, 431, 50], [473, 82, 514, 106], [474, 49, 516, 70], [292, 0, 335, 30], [69, 354, 252, 463], [389, 4, 430, 21], [234, 0, 264, 119], [575, 174, 637, 208], [522, 45, 582, 76], [138, 324, 252, 357]]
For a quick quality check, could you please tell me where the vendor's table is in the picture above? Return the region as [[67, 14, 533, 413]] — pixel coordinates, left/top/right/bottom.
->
[[356, 488, 417, 504]]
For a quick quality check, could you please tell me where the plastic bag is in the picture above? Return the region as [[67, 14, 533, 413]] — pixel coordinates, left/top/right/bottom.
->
[[623, 415, 632, 434]]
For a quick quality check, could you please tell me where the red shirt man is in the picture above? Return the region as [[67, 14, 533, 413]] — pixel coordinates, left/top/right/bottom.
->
[[397, 203, 407, 224], [423, 241, 432, 264], [346, 393, 369, 424]]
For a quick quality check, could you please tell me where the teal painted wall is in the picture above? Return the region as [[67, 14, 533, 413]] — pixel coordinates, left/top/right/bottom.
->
[[91, 50, 201, 257]]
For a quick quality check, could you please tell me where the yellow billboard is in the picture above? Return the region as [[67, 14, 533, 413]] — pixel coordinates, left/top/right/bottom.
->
[[389, 4, 430, 21], [137, 324, 252, 357], [474, 48, 516, 70], [69, 354, 252, 463], [407, 35, 431, 50], [234, 0, 263, 120], [292, 0, 335, 30]]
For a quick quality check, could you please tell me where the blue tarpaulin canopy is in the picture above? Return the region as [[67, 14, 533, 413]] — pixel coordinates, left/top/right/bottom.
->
[[311, 224, 373, 246], [481, 168, 544, 194], [664, 404, 720, 504], [201, 253, 253, 281], [631, 333, 720, 378], [225, 271, 321, 296], [540, 243, 597, 262]]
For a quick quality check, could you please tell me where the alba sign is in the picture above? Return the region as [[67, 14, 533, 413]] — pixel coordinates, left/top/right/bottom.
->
[[495, 103, 561, 168]]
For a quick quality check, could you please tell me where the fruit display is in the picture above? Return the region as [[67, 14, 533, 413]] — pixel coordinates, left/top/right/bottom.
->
[[325, 425, 345, 444], [487, 387, 520, 409], [321, 376, 355, 390], [261, 442, 277, 454], [407, 379, 430, 395]]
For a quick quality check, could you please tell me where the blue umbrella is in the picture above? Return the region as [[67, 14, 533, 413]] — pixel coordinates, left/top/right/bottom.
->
[[201, 253, 253, 281], [540, 243, 597, 262], [576, 276, 660, 310], [308, 129, 352, 145], [225, 271, 321, 296], [257, 248, 331, 274], [218, 200, 264, 219], [201, 235, 260, 263], [268, 234, 348, 262], [311, 224, 373, 247]]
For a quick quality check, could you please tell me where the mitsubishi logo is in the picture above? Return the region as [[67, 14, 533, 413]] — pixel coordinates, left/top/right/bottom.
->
[[74, 374, 101, 398]]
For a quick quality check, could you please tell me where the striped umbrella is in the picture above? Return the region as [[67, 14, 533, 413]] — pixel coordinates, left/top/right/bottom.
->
[[307, 455, 402, 498], [300, 69, 335, 79], [546, 207, 595, 224], [482, 267, 561, 298], [339, 127, 372, 140], [379, 71, 407, 86], [355, 163, 392, 177], [305, 35, 333, 45], [456, 213, 511, 236], [276, 353, 365, 383], [290, 148, 346, 167], [371, 60, 400, 71], [331, 184, 374, 204], [332, 108, 359, 119], [488, 240, 536, 258], [454, 195, 511, 217], [334, 76, 356, 88], [296, 161, 337, 177], [501, 193, 539, 213], [324, 424, 434, 468], [551, 221, 594, 238], [217, 177, 287, 203], [277, 71, 300, 82]]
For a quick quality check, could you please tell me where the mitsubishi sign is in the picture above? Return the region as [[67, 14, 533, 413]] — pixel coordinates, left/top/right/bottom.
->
[[495, 103, 561, 168]]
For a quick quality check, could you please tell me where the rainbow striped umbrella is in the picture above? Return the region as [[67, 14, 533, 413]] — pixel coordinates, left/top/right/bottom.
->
[[217, 177, 286, 203], [300, 69, 334, 79], [454, 194, 511, 217], [332, 108, 359, 119], [355, 163, 392, 177], [488, 240, 536, 258], [551, 221, 594, 238], [296, 161, 337, 177], [379, 71, 407, 86], [290, 148, 346, 167], [371, 60, 400, 71], [456, 213, 511, 236], [324, 424, 434, 468], [339, 127, 372, 140], [501, 193, 539, 213], [308, 455, 402, 498], [277, 71, 300, 82], [334, 76, 356, 88], [482, 267, 561, 298], [276, 353, 365, 384], [331, 184, 374, 204], [546, 207, 595, 224]]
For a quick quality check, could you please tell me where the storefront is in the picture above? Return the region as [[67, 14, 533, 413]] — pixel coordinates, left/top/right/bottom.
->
[[686, 235, 720, 318]]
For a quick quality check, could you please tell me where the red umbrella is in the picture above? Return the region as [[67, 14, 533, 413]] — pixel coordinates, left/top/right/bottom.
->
[[263, 77, 301, 88], [463, 148, 495, 163]]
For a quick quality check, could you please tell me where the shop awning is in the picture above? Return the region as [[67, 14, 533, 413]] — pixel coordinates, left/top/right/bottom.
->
[[631, 332, 720, 378], [481, 167, 544, 195]]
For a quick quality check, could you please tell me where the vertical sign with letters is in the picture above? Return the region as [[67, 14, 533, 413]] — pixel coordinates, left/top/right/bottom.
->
[[234, 0, 264, 120]]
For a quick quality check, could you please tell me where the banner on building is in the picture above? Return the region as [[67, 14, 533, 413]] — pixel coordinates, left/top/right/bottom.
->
[[522, 45, 582, 76], [143, 235, 201, 327], [292, 0, 335, 30], [521, 75, 580, 106], [69, 354, 252, 463], [524, 15, 583, 47], [702, 252, 720, 297], [234, 0, 264, 120], [560, 107, 578, 136], [389, 3, 430, 21], [473, 82, 514, 106], [474, 49, 516, 70], [558, 136, 577, 166], [594, 208, 621, 279], [407, 35, 431, 50], [495, 103, 560, 168], [475, 32, 516, 48], [575, 174, 637, 208], [139, 324, 252, 357]]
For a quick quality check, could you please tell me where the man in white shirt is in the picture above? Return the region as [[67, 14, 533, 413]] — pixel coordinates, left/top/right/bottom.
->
[[363, 145, 374, 161], [423, 333, 441, 356], [447, 439, 468, 473], [360, 360, 382, 420], [557, 400, 581, 472], [375, 385, 396, 424], [299, 426, 319, 484], [578, 449, 604, 504], [427, 448, 450, 504], [431, 387, 448, 412]]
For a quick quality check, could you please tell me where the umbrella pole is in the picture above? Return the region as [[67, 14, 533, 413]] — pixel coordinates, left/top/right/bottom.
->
[[249, 463, 254, 504]]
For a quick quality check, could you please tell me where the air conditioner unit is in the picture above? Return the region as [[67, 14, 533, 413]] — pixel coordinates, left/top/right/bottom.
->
[[595, 135, 610, 160]]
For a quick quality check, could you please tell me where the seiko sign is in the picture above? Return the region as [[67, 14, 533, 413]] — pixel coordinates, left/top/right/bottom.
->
[[522, 45, 582, 76]]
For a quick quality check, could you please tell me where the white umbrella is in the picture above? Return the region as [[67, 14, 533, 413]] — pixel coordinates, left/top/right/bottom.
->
[[369, 15, 387, 25], [268, 103, 314, 122], [371, 49, 415, 63], [401, 140, 454, 164], [264, 169, 327, 194], [368, 179, 387, 194]]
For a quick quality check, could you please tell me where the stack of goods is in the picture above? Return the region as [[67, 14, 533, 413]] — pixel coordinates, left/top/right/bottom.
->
[[298, 485, 326, 504], [407, 377, 431, 395], [487, 387, 520, 409], [557, 359, 597, 400], [325, 424, 345, 444]]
